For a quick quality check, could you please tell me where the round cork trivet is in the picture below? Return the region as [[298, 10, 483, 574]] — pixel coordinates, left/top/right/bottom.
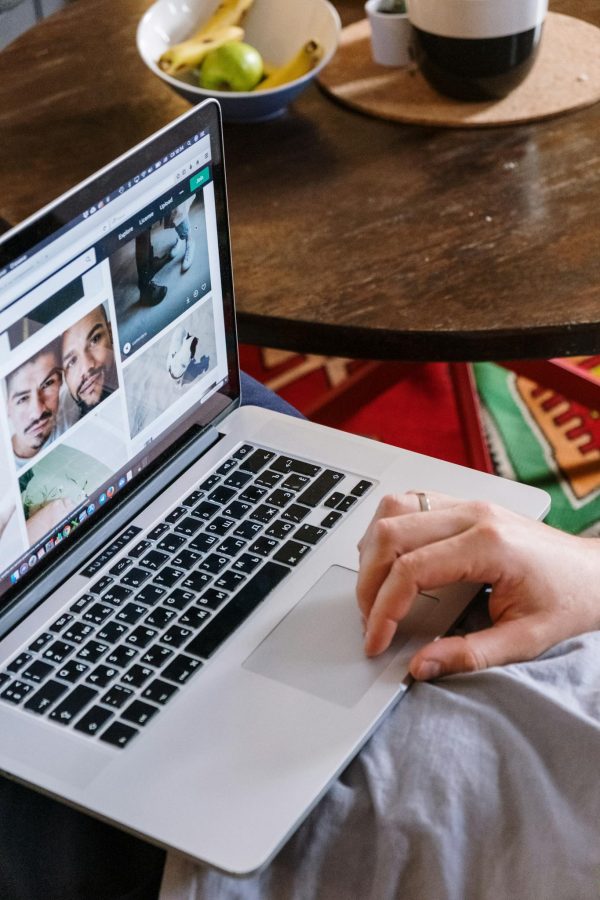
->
[[317, 13, 600, 127]]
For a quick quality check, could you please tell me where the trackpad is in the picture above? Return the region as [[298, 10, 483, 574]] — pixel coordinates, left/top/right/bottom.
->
[[243, 565, 439, 708]]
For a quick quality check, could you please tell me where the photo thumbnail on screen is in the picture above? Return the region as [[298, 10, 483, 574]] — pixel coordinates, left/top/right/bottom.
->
[[110, 193, 212, 361]]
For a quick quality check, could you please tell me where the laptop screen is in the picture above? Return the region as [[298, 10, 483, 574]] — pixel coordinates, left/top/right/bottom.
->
[[0, 101, 238, 608]]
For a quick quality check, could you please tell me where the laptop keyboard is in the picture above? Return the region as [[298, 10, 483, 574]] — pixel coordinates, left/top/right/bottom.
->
[[0, 444, 373, 749]]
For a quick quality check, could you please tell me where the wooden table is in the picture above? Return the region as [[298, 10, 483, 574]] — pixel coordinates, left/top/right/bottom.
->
[[1, 0, 600, 362]]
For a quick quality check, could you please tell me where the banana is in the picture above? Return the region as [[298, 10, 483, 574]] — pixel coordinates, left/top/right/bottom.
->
[[158, 0, 255, 75], [256, 40, 324, 91], [191, 0, 255, 40], [159, 25, 244, 75]]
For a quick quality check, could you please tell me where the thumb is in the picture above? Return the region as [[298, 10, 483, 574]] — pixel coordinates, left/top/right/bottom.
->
[[409, 618, 546, 681]]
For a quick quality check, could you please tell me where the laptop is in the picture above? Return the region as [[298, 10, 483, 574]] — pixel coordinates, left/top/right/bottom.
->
[[0, 99, 549, 876]]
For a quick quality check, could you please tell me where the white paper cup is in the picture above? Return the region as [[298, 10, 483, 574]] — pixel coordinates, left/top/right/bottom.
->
[[365, 0, 414, 67]]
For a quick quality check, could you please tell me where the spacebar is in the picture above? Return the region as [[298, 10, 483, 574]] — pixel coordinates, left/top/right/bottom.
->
[[185, 562, 290, 659]]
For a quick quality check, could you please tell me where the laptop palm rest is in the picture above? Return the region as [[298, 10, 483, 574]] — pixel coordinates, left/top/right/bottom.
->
[[243, 565, 439, 709]]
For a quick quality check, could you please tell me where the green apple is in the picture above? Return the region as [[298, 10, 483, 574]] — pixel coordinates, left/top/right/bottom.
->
[[199, 41, 264, 92]]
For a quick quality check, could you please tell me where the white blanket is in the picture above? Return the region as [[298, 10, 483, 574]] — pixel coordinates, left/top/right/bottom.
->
[[160, 609, 600, 900]]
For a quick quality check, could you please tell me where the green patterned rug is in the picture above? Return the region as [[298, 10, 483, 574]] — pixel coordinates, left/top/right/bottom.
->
[[474, 361, 600, 535]]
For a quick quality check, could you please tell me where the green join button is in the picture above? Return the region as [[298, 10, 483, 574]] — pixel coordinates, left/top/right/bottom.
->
[[190, 166, 211, 192]]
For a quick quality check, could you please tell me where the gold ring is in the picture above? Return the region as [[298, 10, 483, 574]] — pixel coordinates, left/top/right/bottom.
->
[[416, 491, 431, 512]]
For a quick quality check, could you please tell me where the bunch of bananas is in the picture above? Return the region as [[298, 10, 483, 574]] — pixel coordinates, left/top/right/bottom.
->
[[158, 0, 323, 91]]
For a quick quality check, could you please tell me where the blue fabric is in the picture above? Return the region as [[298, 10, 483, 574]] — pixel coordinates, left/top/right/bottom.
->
[[239, 372, 303, 419]]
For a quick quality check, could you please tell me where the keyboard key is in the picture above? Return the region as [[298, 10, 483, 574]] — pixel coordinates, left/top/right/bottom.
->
[[265, 520, 295, 540], [192, 500, 220, 521], [50, 614, 73, 634], [100, 721, 139, 748], [223, 470, 253, 490], [205, 516, 236, 536], [248, 504, 278, 524], [216, 537, 246, 557], [7, 652, 33, 673], [76, 640, 110, 663], [102, 585, 133, 607], [28, 632, 53, 652], [86, 664, 119, 688], [231, 553, 262, 575], [266, 489, 294, 508], [321, 511, 343, 528], [165, 506, 186, 524], [0, 673, 9, 690], [147, 523, 169, 541], [90, 575, 114, 595], [174, 517, 204, 538], [248, 537, 279, 557], [238, 448, 275, 473], [63, 622, 95, 644], [139, 550, 169, 571], [255, 470, 282, 488], [186, 562, 289, 660], [294, 524, 327, 545], [121, 567, 151, 589], [1, 680, 33, 704], [178, 606, 211, 629], [297, 470, 344, 507], [199, 554, 229, 575], [198, 474, 220, 491], [56, 659, 90, 683], [273, 540, 311, 567], [239, 485, 268, 504], [140, 645, 173, 668], [271, 456, 320, 477], [216, 458, 237, 475], [125, 626, 157, 649], [43, 640, 75, 664], [136, 584, 166, 605], [281, 504, 310, 524], [116, 603, 147, 625], [324, 491, 344, 509], [214, 570, 246, 592], [161, 625, 193, 648], [49, 685, 98, 724], [208, 485, 236, 504], [74, 705, 113, 736], [69, 594, 94, 614], [121, 700, 158, 727], [145, 607, 177, 629], [351, 479, 373, 497], [109, 557, 133, 577], [21, 660, 54, 683], [170, 549, 201, 570], [281, 473, 310, 491], [106, 645, 138, 668], [130, 539, 152, 558], [162, 654, 202, 685], [142, 678, 178, 705], [153, 566, 184, 588], [232, 520, 262, 540], [82, 603, 113, 625], [223, 500, 252, 519], [121, 664, 153, 688], [182, 490, 203, 507], [156, 534, 186, 554], [232, 443, 253, 460], [337, 495, 358, 512], [164, 587, 198, 610], [24, 679, 68, 714], [97, 622, 128, 643], [102, 684, 134, 709], [189, 533, 219, 553], [197, 589, 228, 610]]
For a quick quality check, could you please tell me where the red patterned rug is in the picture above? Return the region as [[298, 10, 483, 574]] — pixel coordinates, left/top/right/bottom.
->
[[240, 344, 600, 535]]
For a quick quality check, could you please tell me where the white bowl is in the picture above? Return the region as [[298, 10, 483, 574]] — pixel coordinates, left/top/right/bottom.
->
[[137, 0, 341, 123]]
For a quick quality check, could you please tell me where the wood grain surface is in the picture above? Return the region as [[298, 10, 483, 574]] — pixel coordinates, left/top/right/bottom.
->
[[1, 0, 600, 361]]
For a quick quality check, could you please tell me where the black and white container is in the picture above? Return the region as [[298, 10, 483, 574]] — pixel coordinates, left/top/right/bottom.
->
[[406, 0, 548, 100]]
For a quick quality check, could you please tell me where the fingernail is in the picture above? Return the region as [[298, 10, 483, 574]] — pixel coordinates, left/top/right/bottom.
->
[[415, 660, 442, 681]]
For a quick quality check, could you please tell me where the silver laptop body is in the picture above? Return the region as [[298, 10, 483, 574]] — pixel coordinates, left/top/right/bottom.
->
[[0, 101, 549, 875]]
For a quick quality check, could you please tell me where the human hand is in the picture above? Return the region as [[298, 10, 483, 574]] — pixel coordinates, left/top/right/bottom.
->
[[356, 491, 600, 680]]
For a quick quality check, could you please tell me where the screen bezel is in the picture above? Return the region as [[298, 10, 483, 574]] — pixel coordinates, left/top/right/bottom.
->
[[0, 99, 240, 614]]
